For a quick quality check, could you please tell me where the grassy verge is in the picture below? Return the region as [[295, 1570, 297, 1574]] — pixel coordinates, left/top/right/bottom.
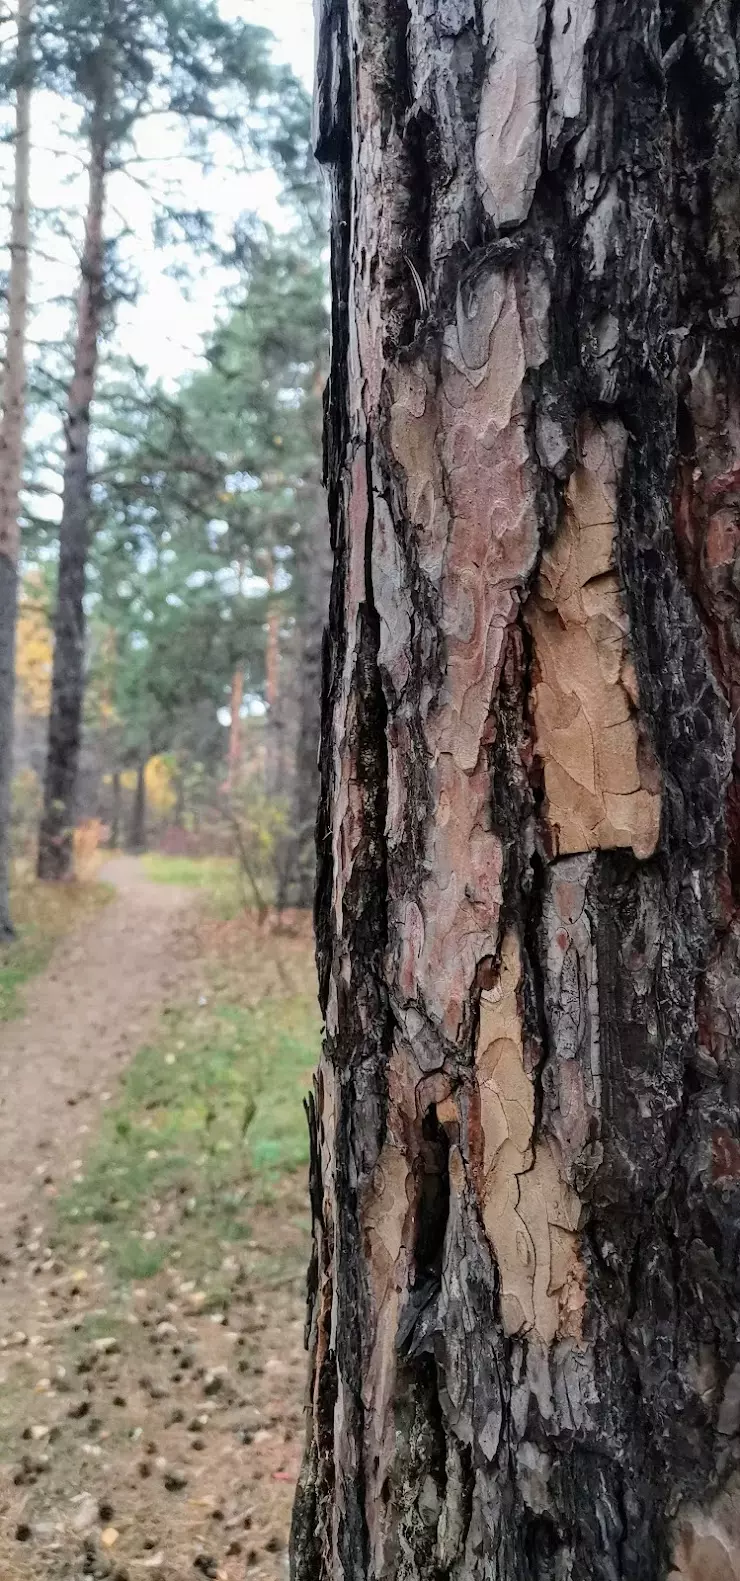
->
[[0, 878, 112, 1021], [56, 889, 320, 1288], [141, 852, 244, 919]]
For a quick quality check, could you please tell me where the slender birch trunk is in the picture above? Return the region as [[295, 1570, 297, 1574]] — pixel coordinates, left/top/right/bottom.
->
[[37, 86, 107, 880], [0, 0, 32, 935], [293, 3, 740, 1577]]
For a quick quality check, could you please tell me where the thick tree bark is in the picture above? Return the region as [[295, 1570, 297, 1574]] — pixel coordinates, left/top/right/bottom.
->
[[279, 506, 333, 909], [127, 760, 146, 853], [293, 4, 740, 1578], [0, 0, 32, 937], [37, 97, 107, 880]]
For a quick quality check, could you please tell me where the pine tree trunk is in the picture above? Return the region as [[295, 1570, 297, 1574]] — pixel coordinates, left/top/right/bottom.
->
[[0, 0, 32, 936], [37, 98, 107, 880], [226, 665, 244, 792], [280, 505, 333, 909], [110, 767, 121, 848], [265, 555, 282, 793], [293, 4, 740, 1577], [174, 766, 185, 830], [128, 761, 146, 853]]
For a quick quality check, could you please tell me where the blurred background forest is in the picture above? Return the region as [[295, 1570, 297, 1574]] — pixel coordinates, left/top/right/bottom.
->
[[0, 6, 331, 1577], [1, 0, 327, 923]]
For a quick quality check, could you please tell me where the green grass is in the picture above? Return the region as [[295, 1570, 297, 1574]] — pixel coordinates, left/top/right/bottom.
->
[[0, 879, 113, 1020], [141, 853, 244, 919], [0, 930, 49, 1020], [57, 968, 320, 1282]]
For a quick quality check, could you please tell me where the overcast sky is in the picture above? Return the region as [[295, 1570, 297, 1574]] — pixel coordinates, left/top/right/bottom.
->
[[244, 0, 314, 85], [121, 0, 316, 381], [22, 0, 317, 396]]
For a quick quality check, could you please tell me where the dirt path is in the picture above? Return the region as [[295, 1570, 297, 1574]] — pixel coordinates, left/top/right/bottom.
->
[[0, 863, 310, 1581], [0, 857, 197, 1248]]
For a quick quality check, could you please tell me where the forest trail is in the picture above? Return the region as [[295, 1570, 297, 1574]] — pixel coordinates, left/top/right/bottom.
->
[[0, 859, 311, 1581], [0, 857, 197, 1253]]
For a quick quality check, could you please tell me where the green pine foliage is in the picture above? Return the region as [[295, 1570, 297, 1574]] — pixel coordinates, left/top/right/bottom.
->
[[1, 0, 327, 842], [86, 224, 327, 787]]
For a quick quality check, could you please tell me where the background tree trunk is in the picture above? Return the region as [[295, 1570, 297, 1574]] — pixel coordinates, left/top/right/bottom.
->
[[264, 553, 283, 794], [0, 0, 32, 935], [37, 87, 107, 880], [173, 764, 185, 830], [293, 3, 740, 1577], [226, 665, 244, 793], [127, 760, 146, 853], [110, 767, 121, 848]]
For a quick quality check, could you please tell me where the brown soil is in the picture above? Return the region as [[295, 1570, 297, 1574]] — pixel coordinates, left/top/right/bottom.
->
[[0, 858, 196, 1247], [0, 860, 308, 1581]]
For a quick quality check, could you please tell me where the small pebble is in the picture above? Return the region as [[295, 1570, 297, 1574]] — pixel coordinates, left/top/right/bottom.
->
[[163, 1469, 188, 1492]]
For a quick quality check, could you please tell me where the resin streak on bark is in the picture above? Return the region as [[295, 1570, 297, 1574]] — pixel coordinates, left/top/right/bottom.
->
[[294, 0, 740, 1577]]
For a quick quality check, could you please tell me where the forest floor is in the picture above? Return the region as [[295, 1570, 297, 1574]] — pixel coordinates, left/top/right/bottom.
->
[[0, 856, 319, 1581]]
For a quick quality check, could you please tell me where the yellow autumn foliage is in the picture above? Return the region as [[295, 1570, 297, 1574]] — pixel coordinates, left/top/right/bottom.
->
[[73, 818, 106, 880], [120, 755, 177, 814], [16, 583, 53, 717]]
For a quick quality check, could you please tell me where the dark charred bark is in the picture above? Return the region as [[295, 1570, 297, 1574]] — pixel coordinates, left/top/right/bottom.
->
[[37, 88, 107, 882], [0, 0, 32, 937], [293, 3, 740, 1578], [127, 760, 146, 854], [278, 507, 333, 910]]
